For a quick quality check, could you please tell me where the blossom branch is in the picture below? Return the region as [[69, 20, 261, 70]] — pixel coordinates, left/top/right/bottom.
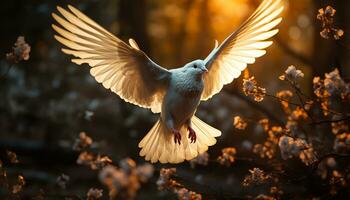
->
[[266, 90, 345, 117]]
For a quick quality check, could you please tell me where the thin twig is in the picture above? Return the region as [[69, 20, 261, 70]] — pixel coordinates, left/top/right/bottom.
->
[[266, 92, 344, 117], [290, 82, 315, 123], [265, 93, 302, 107], [311, 153, 350, 171], [224, 89, 285, 126], [311, 116, 350, 125]]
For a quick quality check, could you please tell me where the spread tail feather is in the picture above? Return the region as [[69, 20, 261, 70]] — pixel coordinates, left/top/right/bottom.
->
[[138, 116, 221, 164]]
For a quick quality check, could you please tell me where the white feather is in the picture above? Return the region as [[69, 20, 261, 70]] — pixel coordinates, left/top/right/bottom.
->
[[202, 0, 284, 101], [52, 5, 170, 113]]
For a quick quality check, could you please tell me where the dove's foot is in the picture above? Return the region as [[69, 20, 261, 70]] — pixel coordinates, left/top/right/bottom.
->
[[172, 129, 182, 145], [188, 127, 196, 143]]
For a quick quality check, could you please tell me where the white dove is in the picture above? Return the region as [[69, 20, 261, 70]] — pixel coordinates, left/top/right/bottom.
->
[[52, 0, 284, 164]]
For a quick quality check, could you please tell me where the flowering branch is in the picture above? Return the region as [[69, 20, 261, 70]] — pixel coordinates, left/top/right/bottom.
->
[[1, 36, 31, 81]]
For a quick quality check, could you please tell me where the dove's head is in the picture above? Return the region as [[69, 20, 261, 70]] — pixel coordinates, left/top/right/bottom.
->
[[183, 60, 208, 77]]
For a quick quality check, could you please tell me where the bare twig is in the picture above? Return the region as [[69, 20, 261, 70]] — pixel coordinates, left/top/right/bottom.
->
[[312, 116, 350, 125], [265, 93, 302, 107], [289, 82, 316, 123], [311, 153, 350, 172], [224, 89, 285, 126]]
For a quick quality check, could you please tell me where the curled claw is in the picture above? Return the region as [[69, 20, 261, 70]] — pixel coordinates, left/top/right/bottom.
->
[[172, 129, 181, 145], [188, 127, 197, 143]]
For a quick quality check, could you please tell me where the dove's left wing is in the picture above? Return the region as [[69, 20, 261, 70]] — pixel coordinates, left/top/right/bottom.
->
[[52, 5, 170, 113], [202, 0, 284, 101]]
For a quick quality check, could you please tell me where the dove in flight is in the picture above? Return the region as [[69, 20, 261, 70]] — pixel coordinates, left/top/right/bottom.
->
[[52, 0, 284, 164]]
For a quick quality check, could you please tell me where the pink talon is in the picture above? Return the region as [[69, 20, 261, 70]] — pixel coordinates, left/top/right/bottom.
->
[[188, 127, 197, 143], [172, 129, 181, 145]]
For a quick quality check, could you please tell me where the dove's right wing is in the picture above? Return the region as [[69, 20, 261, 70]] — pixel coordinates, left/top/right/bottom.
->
[[52, 5, 170, 113], [202, 0, 283, 101]]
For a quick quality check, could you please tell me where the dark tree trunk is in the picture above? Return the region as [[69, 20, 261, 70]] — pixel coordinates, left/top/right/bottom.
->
[[176, 1, 195, 63], [196, 0, 212, 59], [118, 0, 150, 54]]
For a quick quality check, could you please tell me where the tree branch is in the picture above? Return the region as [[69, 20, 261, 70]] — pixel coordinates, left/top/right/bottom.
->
[[312, 116, 350, 125], [311, 153, 350, 172], [224, 89, 285, 126]]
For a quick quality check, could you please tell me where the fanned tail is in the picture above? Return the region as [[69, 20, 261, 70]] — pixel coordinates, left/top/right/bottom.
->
[[138, 116, 221, 164]]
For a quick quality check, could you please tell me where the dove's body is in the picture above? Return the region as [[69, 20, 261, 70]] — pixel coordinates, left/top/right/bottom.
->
[[52, 0, 284, 163], [163, 65, 204, 129]]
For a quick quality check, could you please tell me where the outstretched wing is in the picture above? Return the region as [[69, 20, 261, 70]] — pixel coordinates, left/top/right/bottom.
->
[[202, 0, 284, 101], [52, 5, 170, 113]]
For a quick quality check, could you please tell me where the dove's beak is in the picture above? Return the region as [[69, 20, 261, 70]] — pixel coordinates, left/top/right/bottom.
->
[[202, 67, 209, 74]]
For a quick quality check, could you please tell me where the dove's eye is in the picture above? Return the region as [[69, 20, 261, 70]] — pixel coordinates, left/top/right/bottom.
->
[[193, 64, 197, 69]]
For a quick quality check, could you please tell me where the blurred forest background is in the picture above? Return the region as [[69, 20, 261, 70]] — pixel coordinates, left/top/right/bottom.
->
[[0, 0, 350, 199]]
